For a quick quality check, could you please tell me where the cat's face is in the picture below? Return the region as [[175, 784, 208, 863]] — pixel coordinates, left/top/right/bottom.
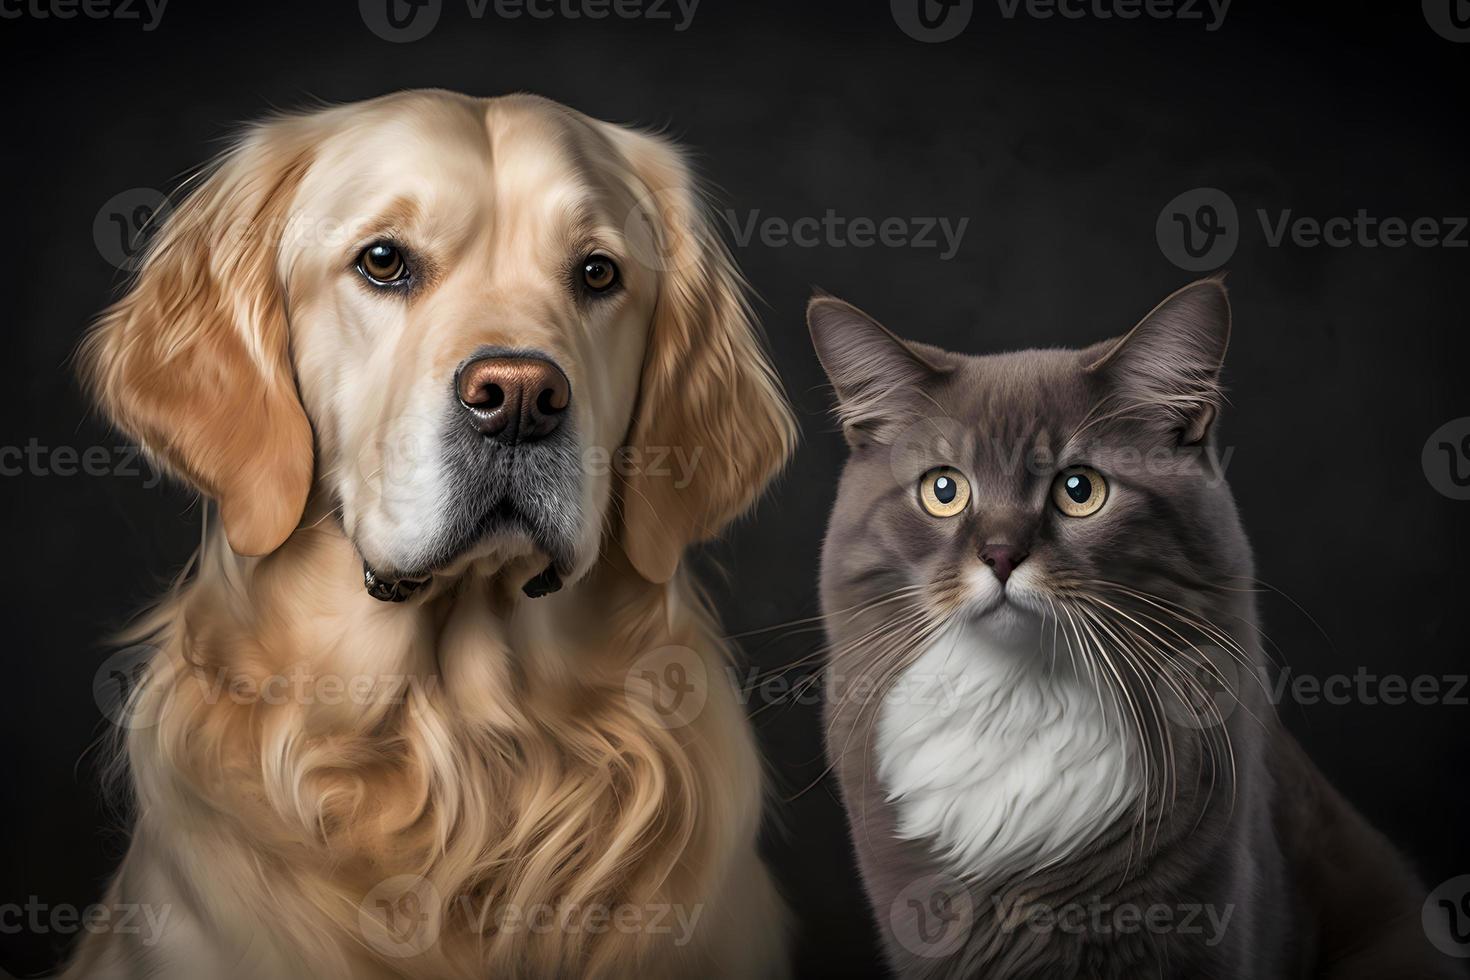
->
[[810, 279, 1250, 676]]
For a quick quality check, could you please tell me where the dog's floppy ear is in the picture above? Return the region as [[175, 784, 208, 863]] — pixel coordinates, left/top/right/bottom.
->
[[79, 121, 315, 557], [614, 134, 797, 583]]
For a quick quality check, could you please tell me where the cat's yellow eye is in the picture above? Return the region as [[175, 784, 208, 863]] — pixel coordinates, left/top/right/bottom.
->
[[919, 468, 971, 518], [1052, 466, 1108, 518]]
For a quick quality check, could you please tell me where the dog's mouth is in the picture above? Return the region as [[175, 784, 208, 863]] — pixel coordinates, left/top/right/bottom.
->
[[356, 405, 585, 603], [362, 498, 572, 602], [362, 562, 435, 603], [363, 559, 562, 603]]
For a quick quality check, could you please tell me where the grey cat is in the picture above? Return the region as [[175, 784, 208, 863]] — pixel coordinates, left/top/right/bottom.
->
[[809, 279, 1462, 979]]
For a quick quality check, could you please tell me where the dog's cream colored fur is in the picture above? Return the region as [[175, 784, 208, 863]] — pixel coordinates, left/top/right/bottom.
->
[[68, 91, 795, 979]]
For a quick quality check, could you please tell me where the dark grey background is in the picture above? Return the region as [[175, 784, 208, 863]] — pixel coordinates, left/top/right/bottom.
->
[[3, 1, 1468, 976]]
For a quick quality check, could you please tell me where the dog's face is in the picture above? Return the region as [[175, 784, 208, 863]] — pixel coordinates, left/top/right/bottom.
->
[[83, 91, 795, 589], [288, 98, 659, 582]]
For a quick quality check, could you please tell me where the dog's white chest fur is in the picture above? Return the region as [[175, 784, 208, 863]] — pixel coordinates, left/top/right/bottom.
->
[[876, 621, 1141, 879]]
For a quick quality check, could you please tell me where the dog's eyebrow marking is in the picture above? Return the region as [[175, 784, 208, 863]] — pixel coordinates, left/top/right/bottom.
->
[[367, 195, 422, 236], [556, 198, 627, 266], [560, 199, 603, 250]]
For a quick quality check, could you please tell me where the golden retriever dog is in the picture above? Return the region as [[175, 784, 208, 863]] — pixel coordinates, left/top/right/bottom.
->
[[67, 90, 795, 979]]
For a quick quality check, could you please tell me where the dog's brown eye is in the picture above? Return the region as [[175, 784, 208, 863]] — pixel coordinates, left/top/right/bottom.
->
[[357, 243, 408, 285], [581, 255, 619, 293]]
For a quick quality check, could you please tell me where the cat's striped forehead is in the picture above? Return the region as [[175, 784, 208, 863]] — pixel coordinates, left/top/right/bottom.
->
[[911, 346, 1101, 493]]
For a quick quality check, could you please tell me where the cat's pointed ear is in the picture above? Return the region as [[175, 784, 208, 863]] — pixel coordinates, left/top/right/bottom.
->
[[1086, 276, 1231, 445], [807, 293, 948, 443]]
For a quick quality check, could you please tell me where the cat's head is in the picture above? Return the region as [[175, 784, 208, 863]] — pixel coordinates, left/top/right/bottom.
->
[[810, 278, 1252, 721]]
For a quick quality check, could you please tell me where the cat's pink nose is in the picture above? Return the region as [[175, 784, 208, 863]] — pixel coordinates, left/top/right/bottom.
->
[[980, 544, 1029, 584]]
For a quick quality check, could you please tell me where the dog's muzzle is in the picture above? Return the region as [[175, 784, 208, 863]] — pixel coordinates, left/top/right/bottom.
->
[[359, 348, 580, 604]]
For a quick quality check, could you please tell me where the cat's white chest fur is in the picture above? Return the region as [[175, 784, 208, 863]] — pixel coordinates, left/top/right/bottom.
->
[[876, 619, 1142, 879]]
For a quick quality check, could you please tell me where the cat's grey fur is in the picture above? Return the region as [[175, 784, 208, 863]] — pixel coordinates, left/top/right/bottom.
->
[[811, 279, 1462, 979]]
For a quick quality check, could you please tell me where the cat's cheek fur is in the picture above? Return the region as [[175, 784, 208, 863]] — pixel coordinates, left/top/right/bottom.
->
[[876, 620, 1143, 880]]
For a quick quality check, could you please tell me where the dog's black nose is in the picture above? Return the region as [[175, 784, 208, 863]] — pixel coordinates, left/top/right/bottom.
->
[[456, 355, 570, 444]]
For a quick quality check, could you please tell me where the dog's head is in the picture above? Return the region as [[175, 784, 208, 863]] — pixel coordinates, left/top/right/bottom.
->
[[81, 91, 794, 591]]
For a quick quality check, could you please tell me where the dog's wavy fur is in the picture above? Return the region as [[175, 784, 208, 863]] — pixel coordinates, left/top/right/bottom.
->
[[67, 92, 795, 979]]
